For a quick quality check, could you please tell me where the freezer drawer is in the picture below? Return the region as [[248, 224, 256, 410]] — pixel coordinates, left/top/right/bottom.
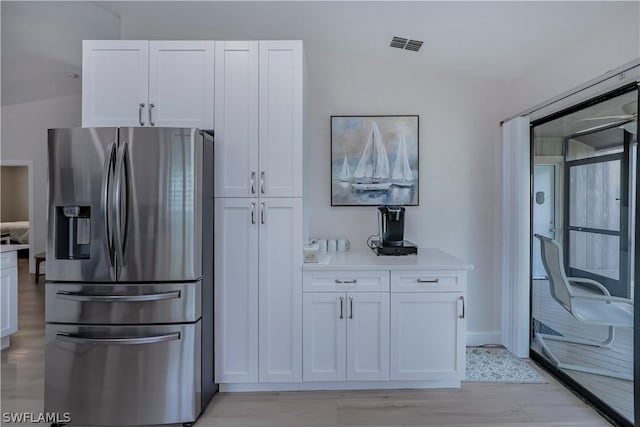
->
[[46, 281, 201, 324], [45, 322, 201, 426]]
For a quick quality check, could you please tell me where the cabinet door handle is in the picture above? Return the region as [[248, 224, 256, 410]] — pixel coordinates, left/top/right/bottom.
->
[[149, 103, 156, 126], [335, 279, 357, 284], [417, 278, 439, 283], [251, 171, 256, 194], [138, 103, 146, 126], [339, 297, 344, 319], [260, 202, 265, 224], [251, 202, 256, 225], [349, 297, 353, 319], [459, 296, 465, 319], [260, 171, 265, 194]]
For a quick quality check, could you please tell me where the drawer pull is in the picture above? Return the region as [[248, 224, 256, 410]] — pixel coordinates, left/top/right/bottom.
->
[[416, 278, 440, 283], [56, 332, 180, 345], [335, 279, 357, 284], [56, 290, 181, 302]]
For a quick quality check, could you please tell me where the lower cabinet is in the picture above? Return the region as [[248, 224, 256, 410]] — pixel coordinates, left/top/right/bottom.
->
[[390, 292, 465, 381], [303, 292, 389, 381], [1, 252, 18, 349]]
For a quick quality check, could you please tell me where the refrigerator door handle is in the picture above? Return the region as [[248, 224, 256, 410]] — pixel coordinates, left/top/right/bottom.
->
[[55, 332, 180, 345], [101, 142, 117, 277], [55, 290, 181, 302], [113, 142, 130, 271]]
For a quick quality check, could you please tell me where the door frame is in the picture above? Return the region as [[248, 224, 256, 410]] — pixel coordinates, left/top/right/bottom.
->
[[0, 160, 34, 273]]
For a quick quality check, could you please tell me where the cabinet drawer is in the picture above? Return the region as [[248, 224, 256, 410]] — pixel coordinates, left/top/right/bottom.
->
[[0, 252, 17, 270], [391, 270, 465, 292], [303, 270, 389, 292]]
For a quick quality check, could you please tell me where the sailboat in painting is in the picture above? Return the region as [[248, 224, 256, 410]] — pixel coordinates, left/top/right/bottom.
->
[[339, 155, 352, 181], [391, 134, 415, 187], [351, 121, 392, 191]]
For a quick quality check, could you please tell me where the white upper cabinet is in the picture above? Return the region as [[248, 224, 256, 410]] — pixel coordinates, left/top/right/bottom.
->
[[259, 198, 303, 382], [214, 198, 259, 383], [82, 40, 149, 128], [82, 40, 214, 128], [258, 41, 303, 197], [148, 41, 215, 128], [214, 41, 259, 197]]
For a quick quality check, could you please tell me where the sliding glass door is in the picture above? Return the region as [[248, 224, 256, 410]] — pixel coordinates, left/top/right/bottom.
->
[[530, 85, 637, 427], [565, 148, 629, 298]]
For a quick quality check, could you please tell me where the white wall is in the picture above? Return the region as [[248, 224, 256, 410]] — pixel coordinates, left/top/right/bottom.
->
[[1, 166, 29, 222], [1, 94, 82, 271], [503, 4, 640, 116], [307, 52, 505, 344]]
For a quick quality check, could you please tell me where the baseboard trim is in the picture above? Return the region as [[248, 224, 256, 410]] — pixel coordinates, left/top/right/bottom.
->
[[220, 380, 461, 392], [466, 331, 502, 347]]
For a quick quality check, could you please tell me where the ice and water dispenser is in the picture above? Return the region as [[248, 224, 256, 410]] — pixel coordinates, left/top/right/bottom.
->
[[54, 206, 91, 259]]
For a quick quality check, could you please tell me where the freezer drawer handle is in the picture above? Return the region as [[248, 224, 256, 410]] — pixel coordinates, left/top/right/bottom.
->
[[55, 290, 181, 302], [416, 278, 440, 283], [56, 332, 180, 345]]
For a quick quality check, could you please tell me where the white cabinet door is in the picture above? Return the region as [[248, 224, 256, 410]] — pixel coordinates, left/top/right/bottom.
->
[[214, 198, 259, 383], [149, 41, 215, 128], [303, 293, 346, 381], [82, 40, 149, 127], [390, 292, 465, 381], [214, 41, 259, 197], [259, 197, 302, 382], [258, 41, 303, 197], [0, 267, 18, 338], [346, 293, 389, 381]]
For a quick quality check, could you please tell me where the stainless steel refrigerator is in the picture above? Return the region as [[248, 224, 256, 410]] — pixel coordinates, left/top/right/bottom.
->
[[44, 127, 216, 426]]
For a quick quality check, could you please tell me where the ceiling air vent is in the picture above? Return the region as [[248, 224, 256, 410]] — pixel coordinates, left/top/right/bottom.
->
[[390, 36, 408, 49], [390, 36, 423, 52]]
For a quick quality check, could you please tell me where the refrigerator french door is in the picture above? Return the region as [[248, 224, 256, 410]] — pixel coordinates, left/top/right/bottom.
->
[[47, 127, 203, 282], [45, 127, 215, 426]]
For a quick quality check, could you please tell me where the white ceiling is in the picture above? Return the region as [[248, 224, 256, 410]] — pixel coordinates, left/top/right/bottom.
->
[[2, 1, 639, 106]]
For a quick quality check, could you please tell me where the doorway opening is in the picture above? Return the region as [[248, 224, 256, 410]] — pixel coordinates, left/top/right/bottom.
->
[[530, 86, 638, 426]]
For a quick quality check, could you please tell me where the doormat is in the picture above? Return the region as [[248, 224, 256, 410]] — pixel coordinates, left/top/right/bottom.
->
[[465, 347, 547, 383]]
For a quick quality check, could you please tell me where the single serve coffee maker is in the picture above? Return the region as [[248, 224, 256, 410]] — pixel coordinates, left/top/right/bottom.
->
[[370, 206, 417, 256]]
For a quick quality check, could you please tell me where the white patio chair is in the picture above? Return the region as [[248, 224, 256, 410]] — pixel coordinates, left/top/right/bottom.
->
[[534, 234, 633, 381]]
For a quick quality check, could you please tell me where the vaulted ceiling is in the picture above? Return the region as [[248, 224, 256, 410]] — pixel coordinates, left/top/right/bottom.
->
[[2, 1, 639, 106]]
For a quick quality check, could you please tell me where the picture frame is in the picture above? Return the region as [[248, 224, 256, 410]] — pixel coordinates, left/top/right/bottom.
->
[[330, 115, 419, 206]]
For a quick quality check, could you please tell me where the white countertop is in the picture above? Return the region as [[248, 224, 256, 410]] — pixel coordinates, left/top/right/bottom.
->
[[303, 248, 473, 271], [0, 244, 29, 253]]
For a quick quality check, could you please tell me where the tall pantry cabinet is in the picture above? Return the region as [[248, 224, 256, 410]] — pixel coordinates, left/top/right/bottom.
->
[[214, 41, 304, 384]]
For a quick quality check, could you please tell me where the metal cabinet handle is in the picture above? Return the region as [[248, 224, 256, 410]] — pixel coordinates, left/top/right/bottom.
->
[[459, 296, 465, 319], [251, 171, 256, 194], [138, 103, 145, 126], [260, 202, 265, 224], [339, 297, 344, 319], [251, 202, 256, 224], [417, 278, 439, 283], [56, 290, 180, 302], [335, 279, 357, 284], [260, 171, 265, 194], [349, 297, 353, 319], [56, 332, 180, 345], [149, 103, 156, 126]]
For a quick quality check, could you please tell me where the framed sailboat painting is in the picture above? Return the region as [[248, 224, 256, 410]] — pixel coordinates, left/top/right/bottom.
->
[[331, 115, 419, 206]]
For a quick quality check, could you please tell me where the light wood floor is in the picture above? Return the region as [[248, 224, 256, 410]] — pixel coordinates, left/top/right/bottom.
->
[[532, 279, 634, 423], [1, 258, 616, 427]]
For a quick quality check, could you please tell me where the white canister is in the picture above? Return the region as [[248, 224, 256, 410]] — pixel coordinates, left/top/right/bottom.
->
[[327, 239, 337, 252], [337, 239, 350, 251], [317, 239, 328, 252]]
